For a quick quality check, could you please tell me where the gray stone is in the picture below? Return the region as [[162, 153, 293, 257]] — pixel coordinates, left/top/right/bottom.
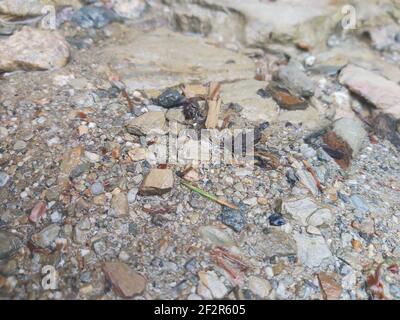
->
[[50, 211, 62, 223], [350, 195, 370, 213], [126, 112, 167, 136], [276, 61, 315, 98], [70, 163, 91, 178], [198, 270, 228, 299], [90, 182, 104, 195], [14, 140, 27, 151], [0, 231, 22, 260], [93, 239, 107, 256], [77, 217, 91, 230], [199, 226, 236, 248], [168, 0, 338, 50], [74, 218, 91, 244], [260, 229, 297, 258], [127, 188, 139, 203], [72, 6, 119, 29], [368, 24, 400, 51], [0, 126, 8, 139], [80, 271, 92, 283], [166, 109, 186, 124], [294, 233, 332, 268], [0, 172, 10, 188], [184, 258, 198, 273], [248, 276, 271, 299], [128, 223, 139, 236], [111, 0, 147, 19], [282, 197, 333, 227], [31, 224, 61, 248]]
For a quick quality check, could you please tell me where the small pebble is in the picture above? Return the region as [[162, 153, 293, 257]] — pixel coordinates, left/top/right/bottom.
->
[[269, 213, 286, 226]]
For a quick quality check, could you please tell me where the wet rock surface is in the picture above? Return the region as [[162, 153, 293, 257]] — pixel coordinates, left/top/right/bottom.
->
[[0, 0, 400, 301]]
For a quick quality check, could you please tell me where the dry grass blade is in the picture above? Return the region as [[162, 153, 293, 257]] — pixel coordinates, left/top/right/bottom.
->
[[121, 88, 134, 113], [180, 180, 239, 210]]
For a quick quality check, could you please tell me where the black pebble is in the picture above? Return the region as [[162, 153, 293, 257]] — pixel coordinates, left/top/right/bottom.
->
[[256, 88, 271, 98], [156, 89, 186, 108], [269, 213, 286, 226]]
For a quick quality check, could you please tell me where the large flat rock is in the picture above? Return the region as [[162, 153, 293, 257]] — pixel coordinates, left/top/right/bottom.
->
[[339, 64, 400, 119], [169, 0, 342, 49], [0, 0, 81, 16], [100, 28, 255, 90], [220, 80, 279, 123], [0, 27, 70, 72]]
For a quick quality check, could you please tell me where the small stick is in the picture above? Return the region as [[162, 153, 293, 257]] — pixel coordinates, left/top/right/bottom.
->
[[121, 89, 134, 113], [303, 160, 324, 193]]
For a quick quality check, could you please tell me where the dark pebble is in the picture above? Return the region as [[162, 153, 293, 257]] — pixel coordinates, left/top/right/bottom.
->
[[321, 144, 345, 159], [285, 168, 298, 187], [217, 203, 247, 232], [242, 289, 255, 300], [184, 258, 198, 273], [337, 191, 350, 203], [128, 223, 139, 236], [151, 257, 163, 267], [80, 271, 92, 283], [72, 6, 119, 29], [156, 89, 186, 108], [70, 163, 91, 179], [254, 121, 269, 144], [108, 86, 120, 98], [268, 213, 286, 226], [66, 37, 92, 50], [287, 255, 297, 264], [395, 32, 400, 43], [151, 215, 169, 227], [256, 88, 271, 98], [358, 232, 373, 243]]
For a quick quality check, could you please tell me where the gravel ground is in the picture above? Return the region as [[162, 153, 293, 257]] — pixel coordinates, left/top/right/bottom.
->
[[1, 0, 400, 300]]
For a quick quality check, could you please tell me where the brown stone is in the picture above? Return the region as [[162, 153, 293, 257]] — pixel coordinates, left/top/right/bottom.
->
[[322, 131, 352, 169], [139, 169, 174, 196], [267, 81, 308, 110], [318, 272, 342, 300], [58, 146, 83, 189], [102, 262, 146, 298]]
